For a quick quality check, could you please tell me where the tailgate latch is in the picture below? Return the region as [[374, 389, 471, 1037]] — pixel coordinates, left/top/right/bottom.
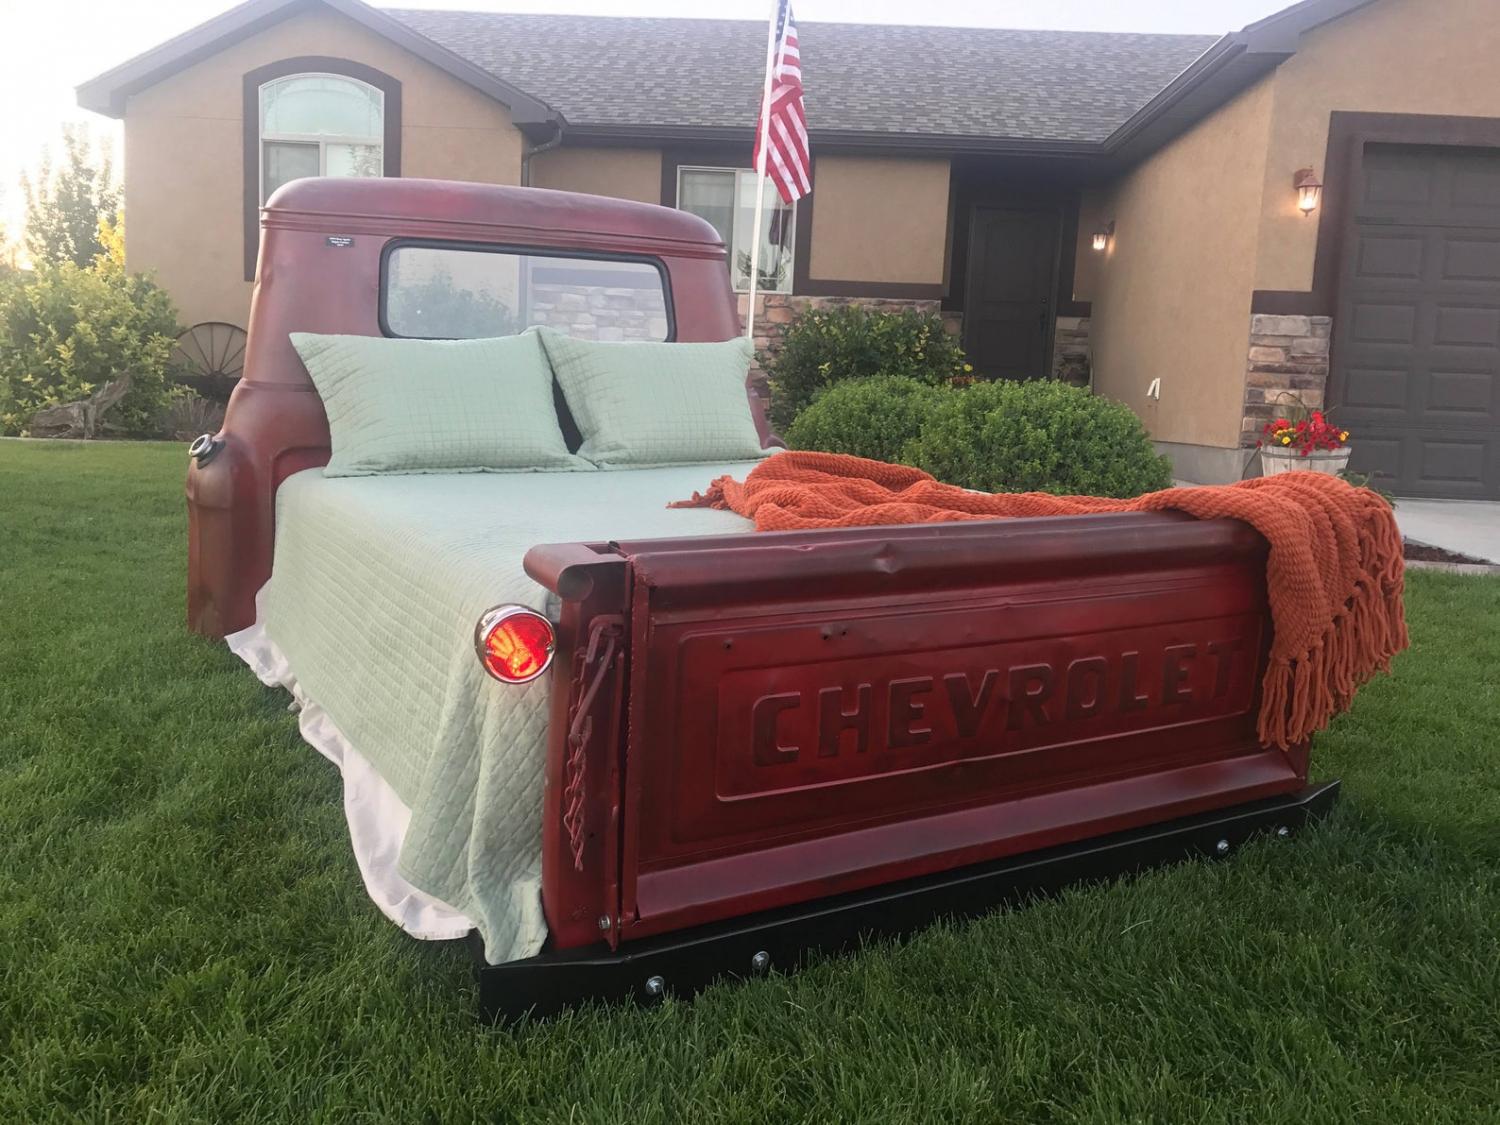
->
[[563, 616, 623, 873]]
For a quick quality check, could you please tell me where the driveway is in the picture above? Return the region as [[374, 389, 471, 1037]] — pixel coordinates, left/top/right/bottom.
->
[[1394, 499, 1500, 565]]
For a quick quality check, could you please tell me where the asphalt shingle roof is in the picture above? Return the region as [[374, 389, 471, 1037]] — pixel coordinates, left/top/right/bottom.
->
[[384, 10, 1218, 143]]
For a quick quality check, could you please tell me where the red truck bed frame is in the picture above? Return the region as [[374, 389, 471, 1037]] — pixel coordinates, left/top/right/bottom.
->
[[497, 514, 1337, 1019], [187, 179, 1337, 1022]]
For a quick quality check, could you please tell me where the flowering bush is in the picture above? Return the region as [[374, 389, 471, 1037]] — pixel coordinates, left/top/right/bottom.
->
[[1259, 411, 1350, 456]]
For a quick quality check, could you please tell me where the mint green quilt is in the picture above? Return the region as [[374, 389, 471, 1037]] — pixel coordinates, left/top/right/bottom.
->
[[261, 463, 757, 962]]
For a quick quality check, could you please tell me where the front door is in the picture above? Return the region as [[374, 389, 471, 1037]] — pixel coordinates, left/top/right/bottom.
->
[[963, 206, 1061, 379]]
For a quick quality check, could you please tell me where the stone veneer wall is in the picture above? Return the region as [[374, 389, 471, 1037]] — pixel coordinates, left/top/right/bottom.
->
[[736, 292, 963, 372], [529, 281, 669, 341], [1241, 313, 1333, 446], [1052, 317, 1091, 386], [732, 293, 1091, 395]]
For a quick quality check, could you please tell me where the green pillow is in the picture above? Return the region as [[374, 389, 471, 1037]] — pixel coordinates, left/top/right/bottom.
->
[[537, 328, 769, 468], [290, 331, 587, 477]]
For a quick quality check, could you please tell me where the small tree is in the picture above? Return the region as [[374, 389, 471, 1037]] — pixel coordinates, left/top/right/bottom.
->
[[96, 209, 126, 271], [21, 124, 122, 269], [0, 188, 19, 279]]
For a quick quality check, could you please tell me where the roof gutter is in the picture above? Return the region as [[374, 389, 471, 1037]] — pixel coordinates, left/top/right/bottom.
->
[[1101, 33, 1253, 156], [560, 122, 1107, 160], [1099, 0, 1379, 166], [521, 121, 566, 186]]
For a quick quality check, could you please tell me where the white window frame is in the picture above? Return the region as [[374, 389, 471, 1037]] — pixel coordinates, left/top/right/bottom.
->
[[258, 72, 385, 204], [676, 165, 797, 295]]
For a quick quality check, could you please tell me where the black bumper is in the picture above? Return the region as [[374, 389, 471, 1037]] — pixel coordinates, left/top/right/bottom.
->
[[475, 780, 1341, 1023]]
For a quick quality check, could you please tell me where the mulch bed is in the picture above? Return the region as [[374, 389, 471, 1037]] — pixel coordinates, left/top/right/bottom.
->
[[1403, 540, 1490, 566]]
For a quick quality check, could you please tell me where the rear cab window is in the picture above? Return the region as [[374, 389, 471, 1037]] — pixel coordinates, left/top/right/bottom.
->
[[381, 243, 673, 341]]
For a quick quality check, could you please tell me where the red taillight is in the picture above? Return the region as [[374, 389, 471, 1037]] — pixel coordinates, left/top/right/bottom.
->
[[475, 605, 556, 684]]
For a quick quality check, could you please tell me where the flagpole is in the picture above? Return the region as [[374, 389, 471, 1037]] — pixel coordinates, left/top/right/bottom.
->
[[745, 0, 780, 340]]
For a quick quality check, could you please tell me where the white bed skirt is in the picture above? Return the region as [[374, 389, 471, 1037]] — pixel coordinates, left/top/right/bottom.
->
[[227, 603, 476, 942]]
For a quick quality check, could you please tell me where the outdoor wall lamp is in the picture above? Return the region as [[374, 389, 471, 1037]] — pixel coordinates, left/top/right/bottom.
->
[[1294, 167, 1324, 215], [1091, 221, 1115, 251]]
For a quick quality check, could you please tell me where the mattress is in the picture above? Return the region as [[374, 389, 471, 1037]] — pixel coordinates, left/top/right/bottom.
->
[[228, 463, 758, 963]]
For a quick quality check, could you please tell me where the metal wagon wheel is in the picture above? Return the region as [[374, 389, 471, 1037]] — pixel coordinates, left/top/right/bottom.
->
[[173, 322, 247, 400]]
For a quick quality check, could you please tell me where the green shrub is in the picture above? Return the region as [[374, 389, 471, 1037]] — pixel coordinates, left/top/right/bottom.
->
[[384, 267, 517, 340], [154, 391, 226, 442], [768, 304, 968, 429], [907, 379, 1173, 498], [785, 375, 951, 463], [0, 259, 181, 436]]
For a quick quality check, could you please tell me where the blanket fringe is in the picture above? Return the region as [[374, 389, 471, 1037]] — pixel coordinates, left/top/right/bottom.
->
[[1256, 504, 1406, 749], [668, 477, 731, 511]]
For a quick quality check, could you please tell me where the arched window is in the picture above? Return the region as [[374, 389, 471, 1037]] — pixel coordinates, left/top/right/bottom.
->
[[259, 73, 384, 202]]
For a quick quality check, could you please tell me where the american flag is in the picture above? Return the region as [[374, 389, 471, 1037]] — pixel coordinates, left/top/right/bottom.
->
[[753, 0, 811, 203]]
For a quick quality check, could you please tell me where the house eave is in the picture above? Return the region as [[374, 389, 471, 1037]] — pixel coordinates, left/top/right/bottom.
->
[[1097, 34, 1274, 168], [1238, 0, 1380, 52], [75, 0, 562, 126], [1100, 0, 1381, 168], [561, 123, 1111, 160]]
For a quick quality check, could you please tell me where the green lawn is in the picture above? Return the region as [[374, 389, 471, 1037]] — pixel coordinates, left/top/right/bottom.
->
[[2, 440, 1498, 1124]]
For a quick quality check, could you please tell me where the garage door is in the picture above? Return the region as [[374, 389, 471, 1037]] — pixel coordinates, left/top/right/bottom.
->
[[1333, 144, 1500, 498]]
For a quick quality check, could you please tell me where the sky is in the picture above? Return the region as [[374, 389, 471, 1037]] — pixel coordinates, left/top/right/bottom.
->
[[0, 0, 1291, 245]]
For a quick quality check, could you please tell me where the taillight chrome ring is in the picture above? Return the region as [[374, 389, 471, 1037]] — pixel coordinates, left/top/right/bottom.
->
[[474, 604, 556, 685]]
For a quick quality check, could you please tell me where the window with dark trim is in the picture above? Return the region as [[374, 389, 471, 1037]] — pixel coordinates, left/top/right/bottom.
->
[[259, 73, 385, 202], [676, 166, 796, 294], [380, 242, 674, 342], [242, 56, 402, 281]]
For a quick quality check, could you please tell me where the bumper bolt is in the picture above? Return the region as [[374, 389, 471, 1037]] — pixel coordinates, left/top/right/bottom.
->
[[644, 975, 665, 998], [751, 950, 771, 974], [1215, 838, 1231, 856], [1276, 825, 1291, 839]]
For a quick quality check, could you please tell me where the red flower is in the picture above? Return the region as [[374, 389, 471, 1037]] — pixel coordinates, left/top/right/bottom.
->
[[1263, 408, 1350, 456]]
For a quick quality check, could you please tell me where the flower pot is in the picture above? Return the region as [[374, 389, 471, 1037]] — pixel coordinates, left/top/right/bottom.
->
[[1260, 446, 1351, 478]]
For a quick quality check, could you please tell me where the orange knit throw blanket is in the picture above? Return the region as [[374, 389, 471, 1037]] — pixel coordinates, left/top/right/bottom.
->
[[673, 452, 1407, 751]]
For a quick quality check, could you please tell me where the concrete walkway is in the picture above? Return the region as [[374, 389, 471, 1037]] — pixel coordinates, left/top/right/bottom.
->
[[1394, 498, 1500, 564]]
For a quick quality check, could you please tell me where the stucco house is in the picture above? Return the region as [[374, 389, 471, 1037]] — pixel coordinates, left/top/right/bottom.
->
[[79, 0, 1500, 497]]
